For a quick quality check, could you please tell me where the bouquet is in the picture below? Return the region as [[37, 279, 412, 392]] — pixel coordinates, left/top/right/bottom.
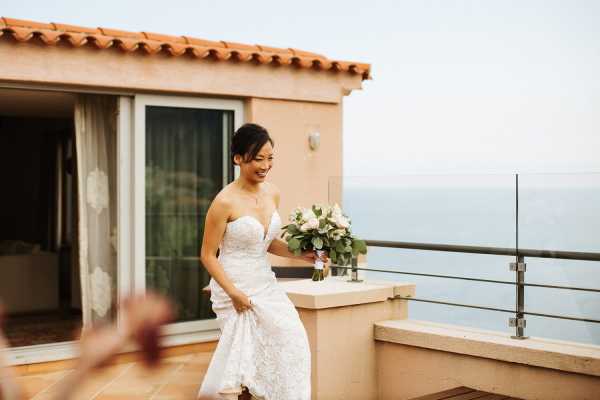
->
[[281, 204, 367, 281]]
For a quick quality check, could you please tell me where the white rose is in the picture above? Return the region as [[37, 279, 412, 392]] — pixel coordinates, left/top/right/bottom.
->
[[300, 217, 319, 232], [331, 209, 349, 228], [337, 215, 350, 229], [301, 209, 316, 223], [332, 203, 343, 217]]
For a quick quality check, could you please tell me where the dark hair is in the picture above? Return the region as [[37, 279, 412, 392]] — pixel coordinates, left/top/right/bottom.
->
[[231, 123, 274, 165]]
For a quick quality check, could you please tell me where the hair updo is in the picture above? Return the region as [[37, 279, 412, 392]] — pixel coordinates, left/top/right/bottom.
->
[[231, 123, 274, 165]]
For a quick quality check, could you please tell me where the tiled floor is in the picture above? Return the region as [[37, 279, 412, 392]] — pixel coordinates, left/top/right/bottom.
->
[[17, 349, 215, 400]]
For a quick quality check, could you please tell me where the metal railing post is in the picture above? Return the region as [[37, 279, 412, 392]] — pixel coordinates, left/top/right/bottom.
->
[[349, 256, 363, 282], [509, 255, 528, 339]]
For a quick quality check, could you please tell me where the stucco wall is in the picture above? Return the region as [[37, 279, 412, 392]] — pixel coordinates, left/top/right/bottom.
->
[[247, 97, 343, 267], [376, 342, 600, 400]]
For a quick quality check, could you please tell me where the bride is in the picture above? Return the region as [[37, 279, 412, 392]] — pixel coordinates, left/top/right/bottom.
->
[[197, 123, 326, 400]]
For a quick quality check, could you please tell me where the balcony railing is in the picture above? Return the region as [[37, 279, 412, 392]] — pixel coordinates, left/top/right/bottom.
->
[[338, 240, 600, 339], [329, 173, 600, 342]]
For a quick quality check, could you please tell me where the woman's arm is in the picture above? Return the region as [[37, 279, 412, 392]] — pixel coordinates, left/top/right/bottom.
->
[[200, 199, 252, 312], [200, 199, 236, 295], [268, 237, 314, 262]]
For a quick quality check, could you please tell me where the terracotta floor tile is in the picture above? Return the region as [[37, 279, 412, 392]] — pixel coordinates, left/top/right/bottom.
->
[[96, 384, 162, 397], [17, 370, 70, 398], [188, 352, 214, 364], [112, 362, 182, 386], [18, 376, 54, 398], [16, 349, 214, 400], [166, 370, 204, 383], [153, 383, 200, 399], [35, 363, 132, 400], [162, 354, 194, 364]]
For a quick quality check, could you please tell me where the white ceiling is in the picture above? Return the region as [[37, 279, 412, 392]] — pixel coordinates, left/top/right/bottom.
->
[[0, 89, 75, 118]]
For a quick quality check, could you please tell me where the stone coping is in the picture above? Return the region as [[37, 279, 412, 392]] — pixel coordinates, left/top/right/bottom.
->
[[281, 277, 415, 309], [374, 319, 600, 377]]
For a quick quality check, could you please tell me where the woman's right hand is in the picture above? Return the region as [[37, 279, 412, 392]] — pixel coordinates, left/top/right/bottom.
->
[[228, 287, 253, 313]]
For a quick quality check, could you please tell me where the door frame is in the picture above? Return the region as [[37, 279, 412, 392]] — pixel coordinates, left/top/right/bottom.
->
[[128, 94, 244, 335]]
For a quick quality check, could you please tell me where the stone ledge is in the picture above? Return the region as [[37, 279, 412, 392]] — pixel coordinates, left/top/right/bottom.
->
[[281, 277, 415, 309], [374, 319, 600, 377]]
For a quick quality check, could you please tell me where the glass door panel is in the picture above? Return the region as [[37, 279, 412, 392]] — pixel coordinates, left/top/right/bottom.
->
[[145, 105, 233, 323]]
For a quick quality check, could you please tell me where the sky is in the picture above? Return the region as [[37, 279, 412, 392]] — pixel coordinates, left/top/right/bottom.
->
[[3, 0, 600, 177]]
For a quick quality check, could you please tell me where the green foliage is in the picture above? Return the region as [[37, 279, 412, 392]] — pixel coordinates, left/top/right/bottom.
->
[[312, 236, 323, 250], [287, 237, 301, 251]]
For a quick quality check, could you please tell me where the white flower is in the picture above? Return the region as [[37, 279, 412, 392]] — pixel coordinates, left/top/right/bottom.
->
[[91, 266, 111, 318], [289, 206, 303, 222], [86, 168, 109, 214], [336, 215, 350, 229], [301, 209, 316, 223], [300, 217, 319, 232], [332, 203, 343, 218], [330, 203, 350, 229]]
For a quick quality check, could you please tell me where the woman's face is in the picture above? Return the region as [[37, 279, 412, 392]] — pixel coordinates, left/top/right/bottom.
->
[[236, 141, 274, 183]]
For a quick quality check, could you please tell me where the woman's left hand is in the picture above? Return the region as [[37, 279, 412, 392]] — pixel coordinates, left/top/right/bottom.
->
[[299, 250, 329, 264], [299, 250, 330, 276]]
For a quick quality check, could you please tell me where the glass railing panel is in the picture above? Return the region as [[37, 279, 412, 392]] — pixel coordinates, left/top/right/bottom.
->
[[330, 174, 517, 248], [329, 175, 517, 334], [519, 173, 600, 344]]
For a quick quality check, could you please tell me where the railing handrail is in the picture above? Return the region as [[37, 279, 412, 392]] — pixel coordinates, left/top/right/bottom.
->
[[365, 239, 600, 262], [340, 240, 600, 336]]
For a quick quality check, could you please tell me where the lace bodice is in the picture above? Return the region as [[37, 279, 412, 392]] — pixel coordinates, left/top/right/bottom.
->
[[215, 211, 281, 286], [220, 210, 280, 259]]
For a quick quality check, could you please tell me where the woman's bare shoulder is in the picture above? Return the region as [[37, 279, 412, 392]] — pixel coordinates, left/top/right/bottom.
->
[[264, 182, 281, 207], [209, 186, 236, 217]]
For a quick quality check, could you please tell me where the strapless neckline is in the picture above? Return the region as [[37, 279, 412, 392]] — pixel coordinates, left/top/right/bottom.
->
[[227, 210, 278, 241]]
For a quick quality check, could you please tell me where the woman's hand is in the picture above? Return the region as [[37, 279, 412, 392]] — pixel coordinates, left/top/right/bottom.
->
[[299, 250, 329, 264], [228, 287, 253, 313], [300, 250, 330, 276]]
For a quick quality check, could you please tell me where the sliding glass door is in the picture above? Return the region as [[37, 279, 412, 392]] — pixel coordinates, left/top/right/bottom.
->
[[133, 95, 243, 333]]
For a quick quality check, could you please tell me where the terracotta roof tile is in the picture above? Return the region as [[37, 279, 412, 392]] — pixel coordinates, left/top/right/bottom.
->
[[50, 23, 99, 34], [142, 31, 185, 44], [255, 44, 287, 52], [0, 17, 371, 80], [221, 40, 258, 51], [182, 36, 226, 48], [3, 17, 53, 30], [97, 27, 144, 39], [88, 34, 114, 49], [37, 29, 62, 45]]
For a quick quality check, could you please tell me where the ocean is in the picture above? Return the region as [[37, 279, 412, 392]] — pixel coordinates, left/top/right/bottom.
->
[[336, 174, 600, 345]]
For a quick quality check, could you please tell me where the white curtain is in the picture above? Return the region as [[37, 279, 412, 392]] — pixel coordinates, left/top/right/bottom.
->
[[74, 94, 117, 326]]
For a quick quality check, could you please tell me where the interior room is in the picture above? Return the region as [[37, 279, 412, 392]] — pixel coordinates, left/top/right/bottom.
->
[[0, 88, 81, 347]]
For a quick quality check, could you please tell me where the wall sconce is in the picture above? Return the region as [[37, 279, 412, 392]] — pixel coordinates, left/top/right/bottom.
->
[[308, 131, 320, 151]]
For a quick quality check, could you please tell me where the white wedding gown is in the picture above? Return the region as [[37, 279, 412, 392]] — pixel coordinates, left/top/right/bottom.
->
[[197, 210, 311, 400]]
